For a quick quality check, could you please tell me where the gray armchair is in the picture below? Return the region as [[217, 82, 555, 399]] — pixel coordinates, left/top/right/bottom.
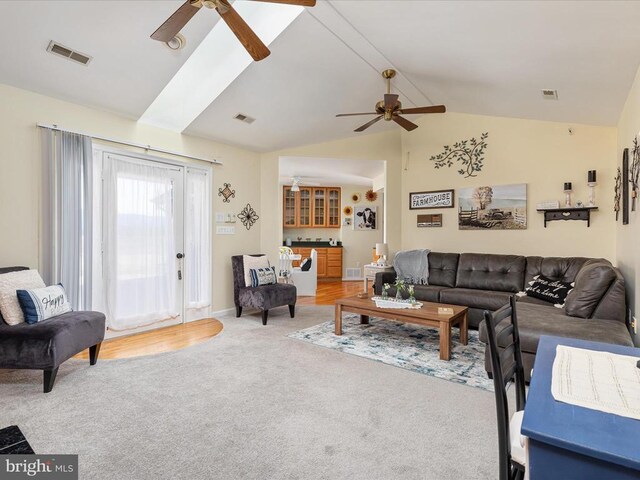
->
[[0, 266, 105, 393], [232, 255, 297, 325]]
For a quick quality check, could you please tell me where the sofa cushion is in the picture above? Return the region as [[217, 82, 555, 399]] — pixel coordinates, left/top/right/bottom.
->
[[455, 253, 526, 292], [524, 275, 574, 307], [524, 256, 590, 286], [242, 255, 270, 288], [0, 311, 106, 370], [516, 295, 553, 307], [564, 261, 616, 319], [0, 270, 46, 326], [385, 284, 447, 303], [17, 284, 73, 324], [440, 288, 512, 311], [238, 283, 297, 311], [427, 252, 459, 287], [479, 302, 633, 355], [0, 267, 29, 324]]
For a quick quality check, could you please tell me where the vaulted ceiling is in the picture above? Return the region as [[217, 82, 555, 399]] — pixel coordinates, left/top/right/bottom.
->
[[1, 1, 639, 152]]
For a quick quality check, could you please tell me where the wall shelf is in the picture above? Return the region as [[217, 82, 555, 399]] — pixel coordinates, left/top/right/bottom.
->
[[537, 206, 598, 227]]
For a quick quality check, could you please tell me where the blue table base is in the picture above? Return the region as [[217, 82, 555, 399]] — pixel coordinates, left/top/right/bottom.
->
[[529, 439, 640, 480]]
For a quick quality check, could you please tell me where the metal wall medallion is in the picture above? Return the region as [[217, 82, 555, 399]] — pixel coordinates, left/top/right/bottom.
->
[[238, 204, 259, 230], [430, 132, 489, 178], [218, 183, 236, 203]]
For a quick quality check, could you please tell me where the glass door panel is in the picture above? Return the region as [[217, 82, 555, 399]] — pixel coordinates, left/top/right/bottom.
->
[[283, 187, 297, 227], [328, 188, 340, 227], [103, 154, 183, 331], [298, 187, 312, 227], [313, 188, 326, 227]]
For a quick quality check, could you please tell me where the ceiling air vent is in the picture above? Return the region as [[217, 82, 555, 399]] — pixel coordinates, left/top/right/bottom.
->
[[46, 41, 92, 66], [541, 89, 558, 100], [234, 113, 255, 124]]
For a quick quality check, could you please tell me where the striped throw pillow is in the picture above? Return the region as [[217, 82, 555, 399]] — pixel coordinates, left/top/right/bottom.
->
[[249, 267, 277, 287]]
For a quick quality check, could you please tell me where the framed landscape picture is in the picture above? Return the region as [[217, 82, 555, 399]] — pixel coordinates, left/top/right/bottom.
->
[[458, 183, 527, 230], [409, 189, 454, 210]]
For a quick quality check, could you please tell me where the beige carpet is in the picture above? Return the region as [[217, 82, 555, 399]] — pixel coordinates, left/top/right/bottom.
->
[[0, 305, 506, 479]]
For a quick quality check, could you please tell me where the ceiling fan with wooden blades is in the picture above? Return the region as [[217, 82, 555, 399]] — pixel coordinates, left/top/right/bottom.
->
[[151, 0, 316, 62], [336, 69, 446, 132]]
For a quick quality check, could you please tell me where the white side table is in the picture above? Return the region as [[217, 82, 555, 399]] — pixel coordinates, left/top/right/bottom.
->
[[363, 264, 395, 293]]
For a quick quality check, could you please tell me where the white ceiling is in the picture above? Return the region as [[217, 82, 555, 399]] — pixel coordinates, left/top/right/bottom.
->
[[0, 1, 218, 119], [1, 1, 640, 152], [279, 156, 385, 186]]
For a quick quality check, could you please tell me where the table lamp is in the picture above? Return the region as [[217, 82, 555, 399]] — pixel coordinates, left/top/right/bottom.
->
[[375, 243, 388, 266]]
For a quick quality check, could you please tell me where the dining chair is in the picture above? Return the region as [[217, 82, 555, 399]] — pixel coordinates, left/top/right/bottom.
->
[[483, 296, 527, 480], [290, 248, 318, 296], [279, 246, 295, 283]]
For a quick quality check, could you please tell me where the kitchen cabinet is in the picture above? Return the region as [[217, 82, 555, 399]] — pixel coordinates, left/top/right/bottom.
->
[[290, 247, 342, 279], [283, 186, 341, 229]]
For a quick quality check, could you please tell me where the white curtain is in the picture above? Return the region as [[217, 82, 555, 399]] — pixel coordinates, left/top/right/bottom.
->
[[185, 169, 212, 319], [103, 156, 179, 330], [41, 128, 93, 310]]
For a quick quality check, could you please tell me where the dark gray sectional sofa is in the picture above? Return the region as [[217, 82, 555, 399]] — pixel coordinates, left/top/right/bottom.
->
[[374, 252, 633, 380]]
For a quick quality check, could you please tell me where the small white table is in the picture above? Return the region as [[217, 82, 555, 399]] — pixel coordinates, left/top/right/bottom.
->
[[363, 264, 395, 292]]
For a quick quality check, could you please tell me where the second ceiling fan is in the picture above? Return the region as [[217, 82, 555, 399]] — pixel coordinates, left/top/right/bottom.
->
[[151, 0, 316, 62], [336, 69, 446, 132]]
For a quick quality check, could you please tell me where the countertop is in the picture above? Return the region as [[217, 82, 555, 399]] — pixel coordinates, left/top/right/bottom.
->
[[284, 241, 342, 248]]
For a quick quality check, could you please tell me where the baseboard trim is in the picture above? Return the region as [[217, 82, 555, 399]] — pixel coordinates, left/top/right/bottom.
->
[[342, 277, 364, 282], [209, 307, 235, 319]]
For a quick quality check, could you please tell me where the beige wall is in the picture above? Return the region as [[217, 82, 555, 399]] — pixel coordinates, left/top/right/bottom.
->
[[283, 184, 384, 278], [260, 130, 402, 267], [616, 65, 640, 344], [0, 83, 261, 313], [401, 112, 617, 259]]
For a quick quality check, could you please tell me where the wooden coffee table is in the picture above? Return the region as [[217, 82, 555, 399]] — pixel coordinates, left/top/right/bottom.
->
[[334, 296, 468, 361]]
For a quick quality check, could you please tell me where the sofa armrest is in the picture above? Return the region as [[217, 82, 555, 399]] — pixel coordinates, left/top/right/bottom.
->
[[374, 271, 397, 295]]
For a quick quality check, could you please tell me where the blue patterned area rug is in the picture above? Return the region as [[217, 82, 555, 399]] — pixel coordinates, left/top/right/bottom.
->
[[288, 314, 494, 392]]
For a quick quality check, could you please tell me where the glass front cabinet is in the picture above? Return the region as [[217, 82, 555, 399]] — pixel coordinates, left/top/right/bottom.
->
[[283, 186, 341, 229]]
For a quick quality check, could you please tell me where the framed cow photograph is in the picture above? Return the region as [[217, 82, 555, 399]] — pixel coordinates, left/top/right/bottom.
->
[[354, 206, 377, 230]]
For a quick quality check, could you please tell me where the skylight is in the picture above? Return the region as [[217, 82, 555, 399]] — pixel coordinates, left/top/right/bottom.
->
[[139, 1, 304, 132]]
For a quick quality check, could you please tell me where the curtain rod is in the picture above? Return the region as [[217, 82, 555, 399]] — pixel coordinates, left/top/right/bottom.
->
[[36, 123, 223, 166]]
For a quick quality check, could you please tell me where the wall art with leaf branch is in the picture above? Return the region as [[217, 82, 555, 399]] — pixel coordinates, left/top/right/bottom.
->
[[430, 132, 489, 178]]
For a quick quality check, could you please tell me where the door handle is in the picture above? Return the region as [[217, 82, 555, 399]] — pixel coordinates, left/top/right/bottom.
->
[[177, 253, 184, 280]]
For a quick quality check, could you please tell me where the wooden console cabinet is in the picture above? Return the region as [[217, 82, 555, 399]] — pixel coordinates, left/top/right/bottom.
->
[[291, 247, 342, 279]]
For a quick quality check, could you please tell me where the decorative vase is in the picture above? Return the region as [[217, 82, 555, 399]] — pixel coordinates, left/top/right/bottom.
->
[[408, 286, 416, 304], [395, 289, 403, 300]]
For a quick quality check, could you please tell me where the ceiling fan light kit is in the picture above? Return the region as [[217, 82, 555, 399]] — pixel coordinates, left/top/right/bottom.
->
[[164, 33, 187, 51], [151, 0, 316, 62], [336, 69, 446, 133]]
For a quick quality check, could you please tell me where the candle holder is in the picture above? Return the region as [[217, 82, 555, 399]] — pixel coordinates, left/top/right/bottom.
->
[[564, 189, 573, 208], [587, 182, 597, 207], [563, 182, 573, 208]]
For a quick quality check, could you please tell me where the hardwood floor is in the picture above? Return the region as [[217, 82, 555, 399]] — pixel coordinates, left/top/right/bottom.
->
[[296, 280, 364, 305], [75, 281, 362, 360], [74, 318, 223, 360]]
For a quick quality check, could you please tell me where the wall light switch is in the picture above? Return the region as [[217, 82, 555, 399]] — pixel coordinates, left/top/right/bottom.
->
[[216, 225, 235, 235], [215, 212, 225, 223]]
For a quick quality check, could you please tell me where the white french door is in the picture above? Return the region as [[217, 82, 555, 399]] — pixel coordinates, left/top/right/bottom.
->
[[102, 153, 184, 331]]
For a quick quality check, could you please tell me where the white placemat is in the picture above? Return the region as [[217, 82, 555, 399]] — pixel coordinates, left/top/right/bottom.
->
[[551, 345, 640, 420]]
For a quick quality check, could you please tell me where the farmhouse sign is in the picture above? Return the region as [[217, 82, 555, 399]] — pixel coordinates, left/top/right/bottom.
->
[[409, 189, 455, 210]]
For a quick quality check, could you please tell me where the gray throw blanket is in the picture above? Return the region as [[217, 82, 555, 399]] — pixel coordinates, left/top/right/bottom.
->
[[393, 249, 430, 285]]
